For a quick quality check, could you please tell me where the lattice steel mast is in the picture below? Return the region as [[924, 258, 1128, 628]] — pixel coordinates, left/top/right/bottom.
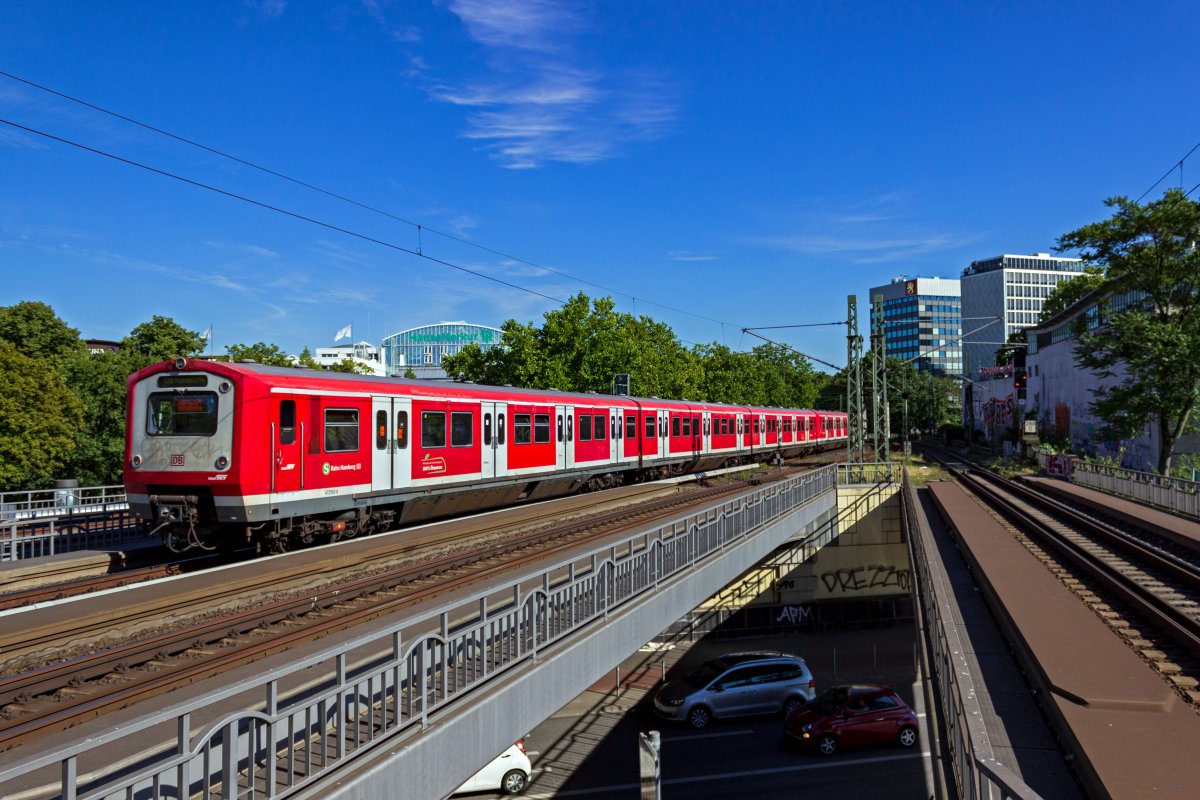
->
[[871, 293, 890, 461], [846, 296, 865, 462]]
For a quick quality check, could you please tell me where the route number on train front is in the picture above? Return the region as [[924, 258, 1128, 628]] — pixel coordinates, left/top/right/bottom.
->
[[171, 454, 185, 466]]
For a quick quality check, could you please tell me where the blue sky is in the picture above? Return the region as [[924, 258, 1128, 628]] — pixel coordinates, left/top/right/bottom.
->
[[3, 1, 1198, 371]]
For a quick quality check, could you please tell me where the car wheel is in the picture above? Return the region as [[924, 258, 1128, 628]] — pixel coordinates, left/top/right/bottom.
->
[[818, 734, 838, 756], [898, 726, 918, 747], [500, 769, 528, 795], [782, 696, 805, 718], [687, 705, 712, 729]]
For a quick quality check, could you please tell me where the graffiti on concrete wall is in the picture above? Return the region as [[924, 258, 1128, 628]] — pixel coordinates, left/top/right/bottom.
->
[[820, 564, 911, 594], [981, 395, 1015, 431], [775, 605, 815, 624]]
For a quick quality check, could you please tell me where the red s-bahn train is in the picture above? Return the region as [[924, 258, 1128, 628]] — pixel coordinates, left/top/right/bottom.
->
[[124, 359, 848, 553]]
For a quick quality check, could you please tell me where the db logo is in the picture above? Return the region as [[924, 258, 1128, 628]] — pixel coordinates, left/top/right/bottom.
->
[[170, 454, 185, 467]]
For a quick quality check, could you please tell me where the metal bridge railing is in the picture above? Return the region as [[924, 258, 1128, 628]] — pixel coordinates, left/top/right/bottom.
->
[[0, 466, 837, 800], [1036, 452, 1200, 520], [0, 484, 139, 562], [0, 484, 127, 519], [902, 471, 1040, 800]]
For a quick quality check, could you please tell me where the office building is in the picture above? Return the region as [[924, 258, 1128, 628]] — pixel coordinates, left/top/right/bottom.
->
[[960, 253, 1084, 376], [868, 277, 962, 375]]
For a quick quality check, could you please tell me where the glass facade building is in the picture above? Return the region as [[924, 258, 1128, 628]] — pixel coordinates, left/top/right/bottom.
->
[[960, 253, 1083, 377], [868, 277, 962, 376], [381, 321, 503, 379]]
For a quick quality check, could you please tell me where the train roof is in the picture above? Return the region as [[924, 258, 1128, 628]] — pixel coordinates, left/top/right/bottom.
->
[[131, 359, 840, 416]]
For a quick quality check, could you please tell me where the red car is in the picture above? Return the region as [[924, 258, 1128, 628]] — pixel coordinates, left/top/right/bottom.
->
[[783, 684, 919, 755]]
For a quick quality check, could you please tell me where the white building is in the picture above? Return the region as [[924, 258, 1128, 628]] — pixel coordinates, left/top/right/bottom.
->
[[960, 253, 1083, 378], [311, 341, 386, 376]]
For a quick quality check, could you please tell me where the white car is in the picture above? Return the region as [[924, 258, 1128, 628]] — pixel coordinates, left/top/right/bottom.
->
[[452, 740, 532, 796]]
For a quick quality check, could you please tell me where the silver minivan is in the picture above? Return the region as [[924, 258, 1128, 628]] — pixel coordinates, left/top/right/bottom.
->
[[653, 651, 816, 729]]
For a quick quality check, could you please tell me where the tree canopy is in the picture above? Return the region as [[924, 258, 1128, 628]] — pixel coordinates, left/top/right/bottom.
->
[[0, 343, 84, 488], [1056, 188, 1200, 473], [443, 293, 828, 407], [0, 301, 84, 362], [123, 315, 207, 365]]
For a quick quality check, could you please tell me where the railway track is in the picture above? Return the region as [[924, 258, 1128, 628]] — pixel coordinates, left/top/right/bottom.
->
[[0, 465, 800, 752], [923, 445, 1200, 703]]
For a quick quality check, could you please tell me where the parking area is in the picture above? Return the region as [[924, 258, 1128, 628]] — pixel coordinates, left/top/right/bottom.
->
[[455, 621, 941, 799]]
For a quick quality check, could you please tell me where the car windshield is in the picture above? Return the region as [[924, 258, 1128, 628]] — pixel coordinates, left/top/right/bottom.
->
[[682, 660, 727, 688], [811, 687, 850, 715]]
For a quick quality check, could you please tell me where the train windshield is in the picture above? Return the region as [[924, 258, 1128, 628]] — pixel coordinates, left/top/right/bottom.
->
[[147, 392, 219, 436]]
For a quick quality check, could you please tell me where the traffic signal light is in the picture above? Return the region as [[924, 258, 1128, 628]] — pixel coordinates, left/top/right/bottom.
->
[[1014, 369, 1027, 400]]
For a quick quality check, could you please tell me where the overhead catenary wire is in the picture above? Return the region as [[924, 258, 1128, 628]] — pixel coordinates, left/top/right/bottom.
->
[[0, 117, 567, 306], [1136, 138, 1200, 203], [0, 69, 739, 335]]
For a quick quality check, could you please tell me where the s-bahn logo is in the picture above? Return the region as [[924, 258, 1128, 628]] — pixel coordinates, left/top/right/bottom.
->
[[322, 462, 331, 476], [421, 454, 447, 475], [171, 454, 185, 467]]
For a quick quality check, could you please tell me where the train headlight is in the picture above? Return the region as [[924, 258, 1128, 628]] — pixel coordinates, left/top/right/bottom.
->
[[131, 454, 143, 469], [215, 455, 229, 470], [174, 358, 187, 370]]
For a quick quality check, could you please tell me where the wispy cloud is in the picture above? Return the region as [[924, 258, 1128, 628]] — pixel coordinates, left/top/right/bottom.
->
[[749, 194, 981, 265], [668, 251, 718, 262], [244, 0, 286, 21], [413, 0, 676, 169]]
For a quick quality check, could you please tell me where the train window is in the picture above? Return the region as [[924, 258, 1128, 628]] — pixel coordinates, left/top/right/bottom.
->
[[737, 418, 743, 434], [646, 416, 655, 439], [147, 392, 218, 436], [484, 413, 492, 446], [566, 414, 572, 441], [704, 418, 710, 435], [498, 413, 506, 445], [720, 418, 727, 435], [754, 418, 760, 434], [281, 400, 296, 445], [396, 411, 408, 448], [375, 410, 388, 450], [324, 408, 360, 452], [579, 414, 592, 442], [421, 411, 446, 449], [610, 415, 616, 440], [659, 416, 666, 437], [514, 413, 532, 444], [672, 417, 680, 437], [594, 414, 606, 440], [536, 414, 551, 444], [693, 417, 699, 435], [451, 412, 472, 447], [682, 417, 690, 437], [626, 415, 637, 439]]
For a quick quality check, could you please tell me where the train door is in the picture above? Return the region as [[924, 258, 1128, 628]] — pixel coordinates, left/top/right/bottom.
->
[[557, 404, 569, 470], [272, 395, 305, 498], [609, 409, 618, 463], [481, 401, 508, 479], [371, 396, 412, 492], [702, 411, 711, 456], [658, 409, 670, 458]]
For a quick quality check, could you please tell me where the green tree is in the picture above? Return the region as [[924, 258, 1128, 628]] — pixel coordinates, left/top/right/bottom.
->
[[226, 342, 295, 367], [0, 344, 84, 490], [1039, 266, 1107, 322], [1057, 188, 1200, 473], [403, 366, 417, 379], [58, 349, 133, 485], [443, 293, 702, 398], [328, 358, 375, 375], [0, 301, 84, 361], [123, 316, 207, 365]]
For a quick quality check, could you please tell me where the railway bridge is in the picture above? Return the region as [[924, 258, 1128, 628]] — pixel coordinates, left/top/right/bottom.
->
[[4, 460, 1200, 799]]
